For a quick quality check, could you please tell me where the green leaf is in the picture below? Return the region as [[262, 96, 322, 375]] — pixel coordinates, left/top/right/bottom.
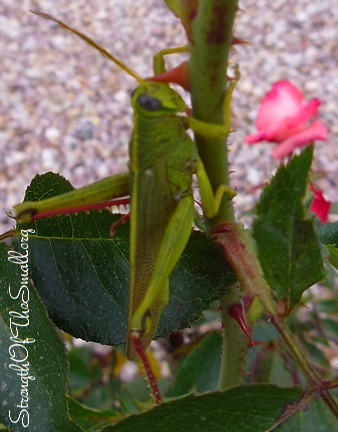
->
[[326, 244, 338, 270], [0, 243, 82, 432], [167, 331, 222, 397], [324, 317, 338, 333], [315, 222, 338, 280], [101, 385, 303, 432], [275, 398, 338, 432], [317, 299, 338, 314], [15, 172, 236, 346], [253, 146, 324, 313], [316, 221, 338, 248], [301, 339, 330, 369], [250, 346, 295, 386], [68, 398, 120, 431]]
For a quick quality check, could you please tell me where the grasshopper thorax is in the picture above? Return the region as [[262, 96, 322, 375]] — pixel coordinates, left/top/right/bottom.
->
[[131, 83, 186, 118]]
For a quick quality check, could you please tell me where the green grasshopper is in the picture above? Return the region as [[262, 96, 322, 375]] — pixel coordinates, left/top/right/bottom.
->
[[13, 12, 235, 361]]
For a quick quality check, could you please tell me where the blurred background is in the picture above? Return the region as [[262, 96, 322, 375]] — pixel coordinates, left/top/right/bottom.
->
[[1, 0, 337, 232]]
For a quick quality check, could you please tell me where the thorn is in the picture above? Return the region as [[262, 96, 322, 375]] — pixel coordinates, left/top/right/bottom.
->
[[228, 302, 256, 348], [232, 35, 250, 46], [147, 61, 190, 92]]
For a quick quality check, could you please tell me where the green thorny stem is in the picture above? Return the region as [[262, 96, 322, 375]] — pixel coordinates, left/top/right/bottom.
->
[[189, 0, 245, 390], [189, 1, 338, 415], [190, 0, 237, 228]]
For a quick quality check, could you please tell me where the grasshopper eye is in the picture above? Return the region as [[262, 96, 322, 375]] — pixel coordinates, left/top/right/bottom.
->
[[138, 94, 162, 111]]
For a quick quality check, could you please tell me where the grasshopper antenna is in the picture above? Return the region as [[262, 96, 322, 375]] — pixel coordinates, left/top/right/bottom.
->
[[30, 10, 146, 85]]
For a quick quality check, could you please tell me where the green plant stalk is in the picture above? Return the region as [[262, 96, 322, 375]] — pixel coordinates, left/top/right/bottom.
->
[[190, 0, 238, 227], [217, 283, 249, 389], [214, 221, 273, 389], [189, 0, 244, 391], [212, 223, 276, 315]]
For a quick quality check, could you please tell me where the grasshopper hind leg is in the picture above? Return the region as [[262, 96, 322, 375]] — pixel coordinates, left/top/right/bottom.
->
[[127, 195, 195, 360]]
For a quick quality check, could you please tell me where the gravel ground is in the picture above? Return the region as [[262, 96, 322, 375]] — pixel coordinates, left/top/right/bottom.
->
[[1, 0, 337, 232]]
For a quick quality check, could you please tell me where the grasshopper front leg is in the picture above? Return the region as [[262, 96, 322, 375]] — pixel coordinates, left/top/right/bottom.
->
[[152, 46, 190, 75], [148, 46, 190, 91], [196, 158, 236, 219]]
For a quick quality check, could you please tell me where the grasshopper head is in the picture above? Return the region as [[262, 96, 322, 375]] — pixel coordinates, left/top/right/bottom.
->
[[131, 83, 186, 117]]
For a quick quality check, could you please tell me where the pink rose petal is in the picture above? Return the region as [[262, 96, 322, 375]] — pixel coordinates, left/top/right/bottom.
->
[[272, 121, 328, 159], [245, 80, 328, 159], [256, 81, 304, 130]]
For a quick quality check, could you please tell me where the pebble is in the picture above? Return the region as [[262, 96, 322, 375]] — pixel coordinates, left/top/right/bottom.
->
[[41, 148, 61, 170], [1, 0, 337, 231], [44, 127, 61, 141]]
